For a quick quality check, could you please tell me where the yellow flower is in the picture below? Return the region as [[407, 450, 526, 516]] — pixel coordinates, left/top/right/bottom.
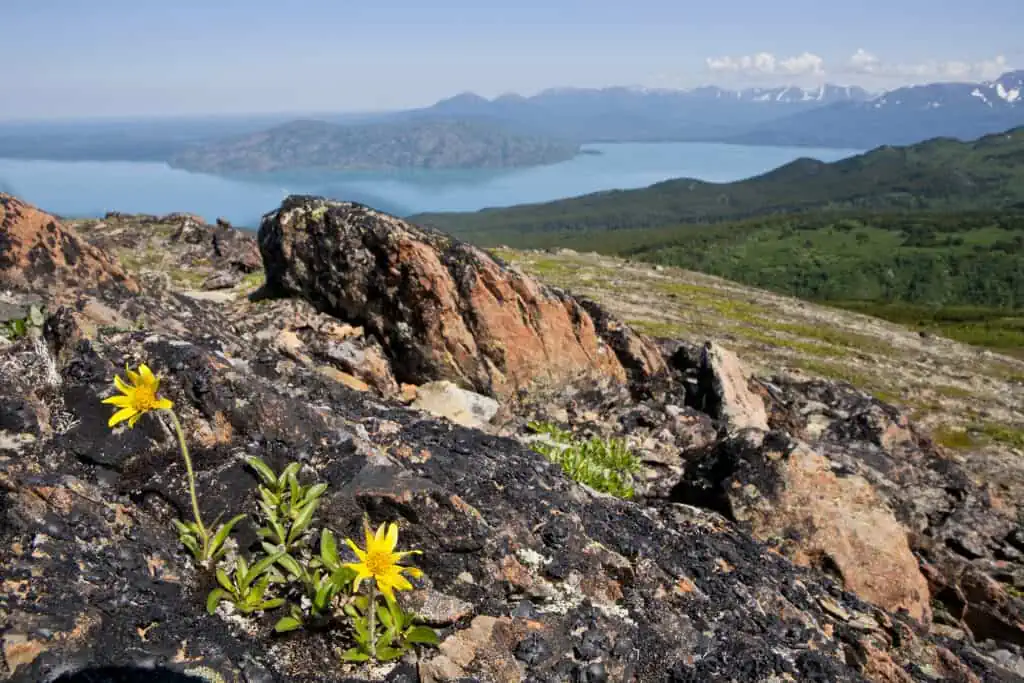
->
[[344, 521, 423, 602], [102, 364, 173, 428]]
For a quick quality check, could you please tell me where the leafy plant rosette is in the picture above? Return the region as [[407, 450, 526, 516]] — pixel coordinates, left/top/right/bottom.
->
[[101, 366, 439, 664]]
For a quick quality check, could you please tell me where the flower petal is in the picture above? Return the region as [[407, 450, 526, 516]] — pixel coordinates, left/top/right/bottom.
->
[[376, 581, 397, 603], [384, 522, 399, 552], [113, 375, 132, 394], [102, 395, 134, 407], [128, 412, 142, 428], [386, 572, 413, 592], [345, 538, 368, 563], [108, 407, 137, 428], [139, 364, 157, 387], [401, 566, 423, 580], [154, 397, 174, 411], [125, 366, 141, 384], [374, 522, 387, 545]]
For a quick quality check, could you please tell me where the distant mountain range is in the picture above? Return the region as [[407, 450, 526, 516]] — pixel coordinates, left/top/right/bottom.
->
[[412, 126, 1024, 238], [168, 119, 581, 173], [728, 71, 1024, 148], [397, 72, 1024, 149], [2, 71, 1023, 168], [391, 84, 871, 143]]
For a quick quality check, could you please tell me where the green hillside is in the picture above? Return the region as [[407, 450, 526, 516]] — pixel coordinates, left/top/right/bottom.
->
[[413, 127, 1024, 238], [413, 129, 1024, 354]]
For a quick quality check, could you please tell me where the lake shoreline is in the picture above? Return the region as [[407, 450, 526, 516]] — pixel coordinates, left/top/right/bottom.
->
[[0, 142, 862, 228]]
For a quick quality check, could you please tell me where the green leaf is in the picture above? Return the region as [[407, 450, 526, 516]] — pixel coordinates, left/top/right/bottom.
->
[[206, 588, 228, 614], [276, 553, 304, 579], [269, 519, 287, 546], [341, 648, 370, 663], [286, 498, 319, 546], [352, 616, 370, 641], [258, 488, 280, 510], [287, 470, 301, 509], [320, 529, 340, 569], [377, 604, 394, 629], [304, 482, 328, 504], [313, 581, 333, 610], [235, 555, 249, 580], [209, 514, 246, 557], [171, 519, 192, 535], [376, 646, 405, 661], [405, 625, 440, 645], [247, 457, 279, 488], [274, 616, 304, 633], [329, 566, 356, 591], [215, 568, 235, 593], [245, 551, 285, 590], [257, 597, 286, 611], [179, 534, 200, 557], [247, 576, 269, 602]]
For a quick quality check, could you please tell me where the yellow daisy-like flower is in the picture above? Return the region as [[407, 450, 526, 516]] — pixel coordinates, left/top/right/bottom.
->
[[344, 521, 423, 602], [102, 364, 174, 428]]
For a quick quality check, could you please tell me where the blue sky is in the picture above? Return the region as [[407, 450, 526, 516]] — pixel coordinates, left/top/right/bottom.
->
[[4, 0, 1022, 119]]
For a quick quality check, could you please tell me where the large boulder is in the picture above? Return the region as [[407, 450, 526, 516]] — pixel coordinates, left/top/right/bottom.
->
[[0, 194, 138, 294], [258, 197, 665, 396], [674, 430, 933, 624]]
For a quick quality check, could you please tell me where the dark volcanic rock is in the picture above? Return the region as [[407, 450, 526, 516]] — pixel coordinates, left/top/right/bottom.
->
[[257, 196, 666, 397], [2, 192, 1023, 682]]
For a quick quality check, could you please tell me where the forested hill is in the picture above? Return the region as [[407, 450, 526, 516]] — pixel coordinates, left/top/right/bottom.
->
[[411, 127, 1024, 238], [169, 118, 580, 173]]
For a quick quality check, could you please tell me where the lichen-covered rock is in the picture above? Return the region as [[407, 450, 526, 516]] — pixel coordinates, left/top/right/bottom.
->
[[2, 193, 1022, 681], [257, 197, 660, 397], [0, 194, 138, 294], [674, 430, 933, 624]]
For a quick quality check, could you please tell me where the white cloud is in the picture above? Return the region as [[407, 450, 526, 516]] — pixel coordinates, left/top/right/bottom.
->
[[844, 49, 1009, 82], [705, 51, 825, 78]]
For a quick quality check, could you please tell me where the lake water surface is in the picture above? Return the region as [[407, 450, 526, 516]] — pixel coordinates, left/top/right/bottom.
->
[[0, 142, 862, 227]]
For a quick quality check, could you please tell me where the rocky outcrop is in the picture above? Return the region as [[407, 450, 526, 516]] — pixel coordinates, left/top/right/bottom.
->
[[258, 197, 663, 397], [2, 316, 1009, 681], [0, 194, 138, 294], [2, 193, 1023, 681], [674, 430, 932, 624]]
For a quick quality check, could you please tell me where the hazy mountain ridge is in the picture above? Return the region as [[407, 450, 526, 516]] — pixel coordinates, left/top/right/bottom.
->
[[396, 83, 870, 143], [168, 118, 581, 173], [729, 71, 1024, 148]]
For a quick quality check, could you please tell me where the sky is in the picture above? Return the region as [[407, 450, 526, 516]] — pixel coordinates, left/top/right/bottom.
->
[[3, 0, 1023, 119]]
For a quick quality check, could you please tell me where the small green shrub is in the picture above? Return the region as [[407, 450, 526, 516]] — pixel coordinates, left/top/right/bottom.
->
[[527, 422, 641, 499]]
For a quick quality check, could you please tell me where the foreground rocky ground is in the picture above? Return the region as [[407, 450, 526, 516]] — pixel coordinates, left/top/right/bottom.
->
[[2, 194, 1024, 681]]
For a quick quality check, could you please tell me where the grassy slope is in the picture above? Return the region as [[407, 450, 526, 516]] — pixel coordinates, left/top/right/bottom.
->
[[488, 248, 1024, 459]]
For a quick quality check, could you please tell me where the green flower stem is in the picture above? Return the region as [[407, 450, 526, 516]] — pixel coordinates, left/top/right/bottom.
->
[[166, 409, 207, 542], [368, 583, 378, 659]]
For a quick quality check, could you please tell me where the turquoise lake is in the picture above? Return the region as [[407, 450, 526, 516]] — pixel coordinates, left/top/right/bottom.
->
[[0, 142, 862, 228]]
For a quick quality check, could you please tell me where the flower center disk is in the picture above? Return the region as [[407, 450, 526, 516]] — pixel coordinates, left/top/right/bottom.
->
[[365, 550, 391, 576], [133, 386, 159, 411]]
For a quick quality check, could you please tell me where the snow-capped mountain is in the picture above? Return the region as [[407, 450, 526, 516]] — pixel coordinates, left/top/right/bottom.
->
[[869, 70, 1024, 111], [728, 70, 1024, 149], [415, 83, 871, 143], [692, 84, 870, 104], [407, 71, 1023, 148]]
